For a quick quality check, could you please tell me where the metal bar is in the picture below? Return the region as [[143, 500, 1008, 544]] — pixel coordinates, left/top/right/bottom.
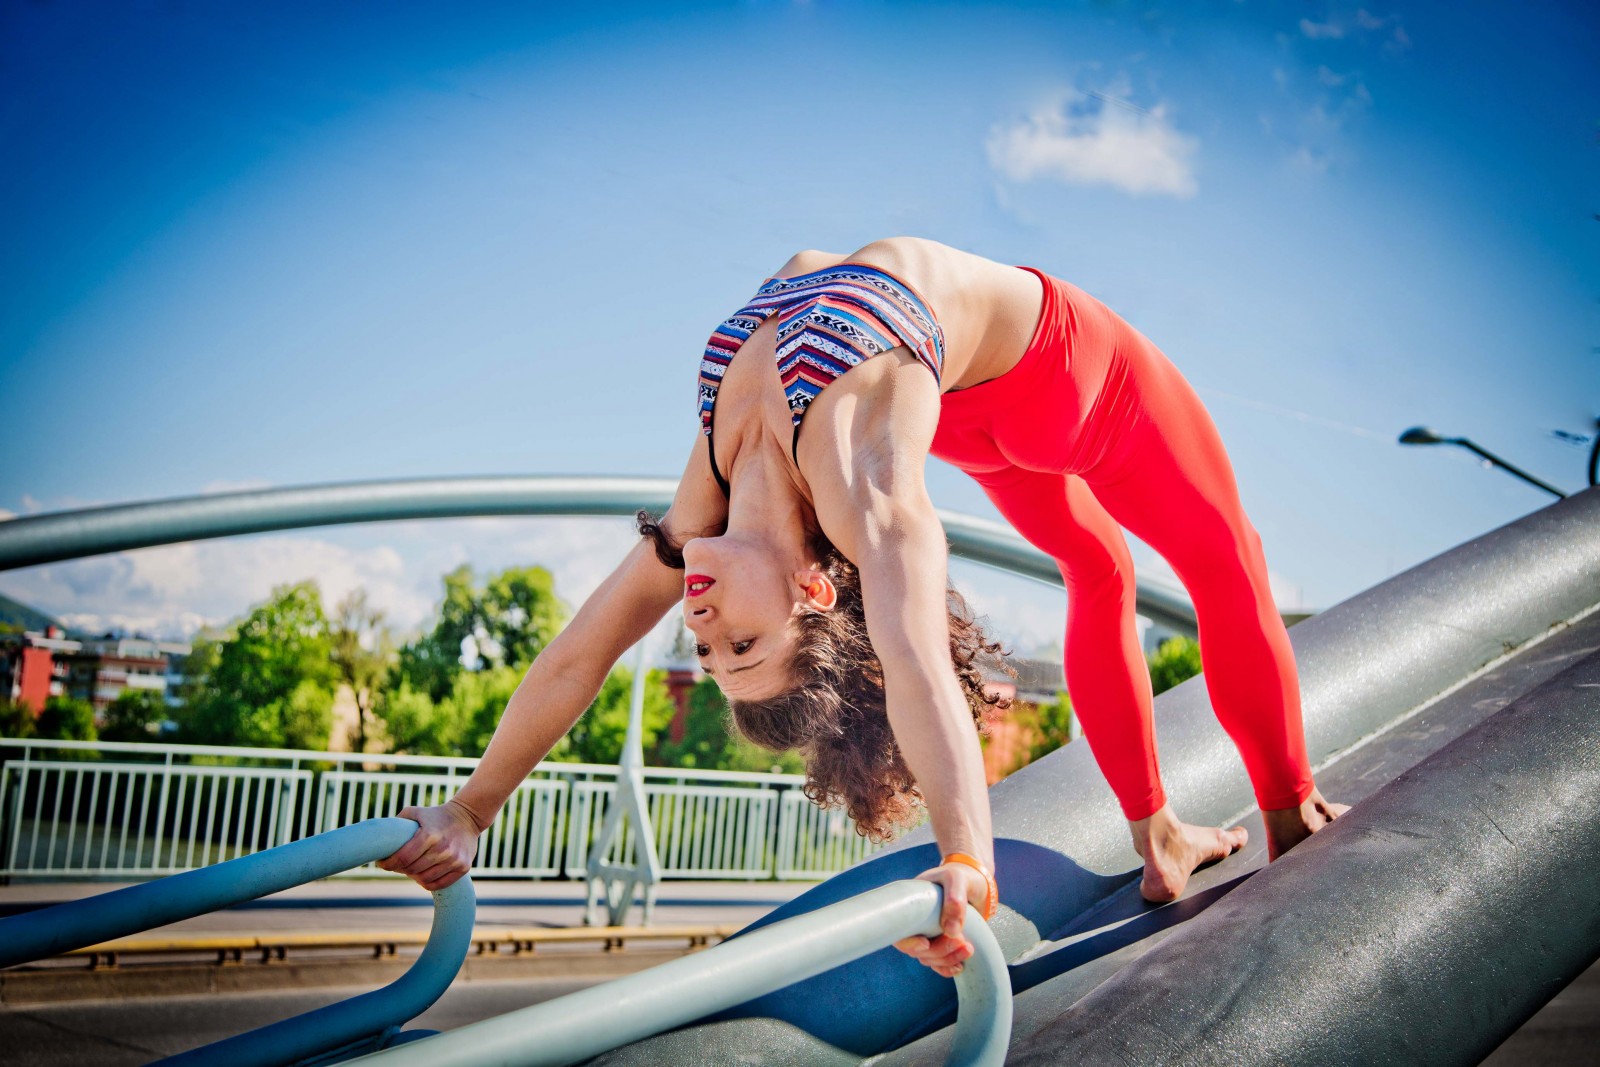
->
[[0, 819, 475, 1067], [118, 768, 138, 870], [1455, 439, 1568, 499], [90, 768, 109, 871], [62, 766, 85, 870], [262, 776, 282, 851], [11, 754, 878, 880], [0, 475, 1196, 632], [39, 765, 64, 869], [210, 774, 231, 867], [169, 772, 191, 870], [1, 764, 18, 873], [550, 781, 569, 877], [194, 774, 214, 868], [347, 880, 1010, 1067], [151, 765, 173, 870], [247, 776, 265, 856], [775, 793, 796, 878], [0, 737, 801, 784]]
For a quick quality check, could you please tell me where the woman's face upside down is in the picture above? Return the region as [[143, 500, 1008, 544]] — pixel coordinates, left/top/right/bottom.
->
[[680, 531, 836, 702]]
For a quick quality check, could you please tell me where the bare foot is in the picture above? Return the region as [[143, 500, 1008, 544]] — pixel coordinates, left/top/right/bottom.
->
[[1129, 805, 1249, 903], [1262, 789, 1350, 860]]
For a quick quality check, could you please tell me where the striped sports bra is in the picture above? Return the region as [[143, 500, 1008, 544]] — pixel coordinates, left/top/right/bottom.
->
[[697, 264, 946, 495]]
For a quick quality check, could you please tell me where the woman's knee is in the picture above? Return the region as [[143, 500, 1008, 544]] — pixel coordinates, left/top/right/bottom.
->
[[1156, 502, 1269, 581], [1060, 541, 1138, 606]]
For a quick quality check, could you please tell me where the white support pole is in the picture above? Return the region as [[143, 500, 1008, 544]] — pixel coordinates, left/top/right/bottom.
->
[[584, 638, 663, 926]]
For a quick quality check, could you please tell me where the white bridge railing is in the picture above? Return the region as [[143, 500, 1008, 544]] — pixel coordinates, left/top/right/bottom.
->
[[0, 738, 882, 881]]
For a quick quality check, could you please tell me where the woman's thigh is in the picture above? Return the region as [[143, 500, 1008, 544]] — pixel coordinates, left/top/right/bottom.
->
[[1082, 335, 1264, 574], [967, 464, 1135, 589]]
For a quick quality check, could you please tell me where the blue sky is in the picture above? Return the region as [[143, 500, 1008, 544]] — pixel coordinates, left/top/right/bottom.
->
[[2, 1, 1596, 652]]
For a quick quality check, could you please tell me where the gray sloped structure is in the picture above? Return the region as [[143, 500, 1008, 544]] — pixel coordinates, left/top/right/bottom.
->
[[589, 487, 1600, 1066]]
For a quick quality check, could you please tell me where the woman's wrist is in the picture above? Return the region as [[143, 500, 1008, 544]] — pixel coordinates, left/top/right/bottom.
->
[[446, 795, 492, 834], [942, 852, 999, 920]]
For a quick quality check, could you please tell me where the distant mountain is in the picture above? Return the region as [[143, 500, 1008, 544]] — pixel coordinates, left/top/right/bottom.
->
[[0, 592, 64, 634]]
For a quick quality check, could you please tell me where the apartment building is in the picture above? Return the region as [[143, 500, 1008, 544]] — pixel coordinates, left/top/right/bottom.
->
[[0, 626, 191, 714]]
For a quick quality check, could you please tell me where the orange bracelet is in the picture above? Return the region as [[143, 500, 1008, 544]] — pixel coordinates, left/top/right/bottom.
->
[[942, 852, 998, 920]]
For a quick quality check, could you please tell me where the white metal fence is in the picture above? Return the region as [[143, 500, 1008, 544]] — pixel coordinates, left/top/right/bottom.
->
[[0, 739, 885, 881]]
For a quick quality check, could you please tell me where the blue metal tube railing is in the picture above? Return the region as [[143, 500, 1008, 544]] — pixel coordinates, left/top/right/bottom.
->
[[0, 818, 475, 1067], [0, 474, 1196, 632], [344, 879, 1011, 1067]]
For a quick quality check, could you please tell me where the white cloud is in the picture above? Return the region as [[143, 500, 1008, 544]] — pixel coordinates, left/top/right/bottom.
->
[[1296, 8, 1409, 53], [987, 88, 1199, 200], [1299, 17, 1345, 39]]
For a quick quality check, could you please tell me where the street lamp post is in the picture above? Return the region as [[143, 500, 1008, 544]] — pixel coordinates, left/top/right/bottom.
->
[[1589, 418, 1599, 489], [1398, 426, 1567, 499]]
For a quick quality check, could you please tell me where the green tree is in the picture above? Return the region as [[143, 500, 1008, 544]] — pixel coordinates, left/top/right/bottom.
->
[[373, 680, 457, 756], [374, 665, 522, 758], [0, 697, 36, 739], [329, 588, 394, 753], [441, 664, 525, 757], [395, 565, 477, 703], [101, 688, 167, 742], [397, 565, 567, 702], [37, 696, 98, 741], [1020, 691, 1076, 767], [380, 663, 676, 764], [176, 581, 339, 750], [657, 677, 804, 773], [1149, 635, 1203, 696], [480, 567, 567, 670]]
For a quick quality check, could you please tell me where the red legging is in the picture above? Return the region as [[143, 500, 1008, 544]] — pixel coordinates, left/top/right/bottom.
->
[[931, 267, 1313, 820]]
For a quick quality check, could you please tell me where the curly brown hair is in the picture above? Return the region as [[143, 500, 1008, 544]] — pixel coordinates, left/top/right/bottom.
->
[[637, 511, 1011, 841]]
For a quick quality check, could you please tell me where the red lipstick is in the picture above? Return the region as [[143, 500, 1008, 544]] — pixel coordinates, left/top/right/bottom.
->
[[684, 574, 715, 597]]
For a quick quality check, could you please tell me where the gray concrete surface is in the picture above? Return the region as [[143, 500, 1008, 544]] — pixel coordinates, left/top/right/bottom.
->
[[0, 974, 601, 1065]]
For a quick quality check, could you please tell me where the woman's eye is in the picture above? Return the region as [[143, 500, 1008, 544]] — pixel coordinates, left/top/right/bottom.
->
[[732, 640, 753, 655], [694, 643, 710, 657]]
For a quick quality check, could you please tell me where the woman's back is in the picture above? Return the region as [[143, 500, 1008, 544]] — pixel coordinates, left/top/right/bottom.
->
[[701, 237, 1043, 492]]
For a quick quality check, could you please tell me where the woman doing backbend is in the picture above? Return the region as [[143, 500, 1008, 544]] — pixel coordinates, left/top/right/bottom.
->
[[381, 236, 1346, 978]]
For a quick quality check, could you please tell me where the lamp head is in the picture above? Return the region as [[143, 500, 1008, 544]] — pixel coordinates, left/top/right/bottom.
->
[[1399, 426, 1448, 446]]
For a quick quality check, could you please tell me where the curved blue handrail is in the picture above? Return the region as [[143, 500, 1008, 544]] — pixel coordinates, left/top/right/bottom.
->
[[344, 879, 1011, 1067], [0, 818, 475, 1067]]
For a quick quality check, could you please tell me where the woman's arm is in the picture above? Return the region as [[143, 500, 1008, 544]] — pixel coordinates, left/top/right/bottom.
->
[[801, 352, 996, 976], [379, 432, 727, 889]]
